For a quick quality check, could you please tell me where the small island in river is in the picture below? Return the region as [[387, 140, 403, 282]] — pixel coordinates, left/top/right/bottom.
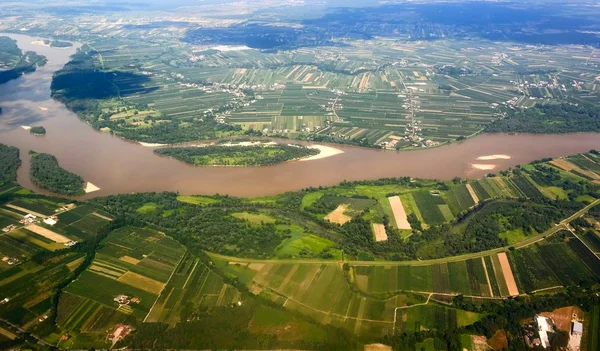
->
[[29, 151, 85, 196], [30, 125, 46, 135], [155, 142, 320, 166]]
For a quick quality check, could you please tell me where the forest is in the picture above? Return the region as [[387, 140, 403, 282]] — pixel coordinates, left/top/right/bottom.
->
[[88, 161, 597, 262], [29, 152, 85, 196], [0, 143, 20, 185], [0, 36, 47, 85], [486, 103, 600, 134], [155, 144, 319, 166]]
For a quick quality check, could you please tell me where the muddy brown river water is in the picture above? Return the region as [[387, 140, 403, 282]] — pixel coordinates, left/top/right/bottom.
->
[[1, 33, 599, 199]]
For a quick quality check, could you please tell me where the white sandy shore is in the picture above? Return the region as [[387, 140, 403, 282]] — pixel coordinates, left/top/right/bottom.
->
[[139, 142, 167, 147], [21, 125, 31, 130], [476, 154, 511, 160], [299, 144, 344, 161], [84, 182, 100, 193], [31, 40, 50, 47], [471, 163, 496, 170], [221, 141, 277, 147]]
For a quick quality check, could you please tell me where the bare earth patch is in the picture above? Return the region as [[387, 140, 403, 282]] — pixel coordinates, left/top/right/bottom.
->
[[26, 224, 70, 243], [387, 196, 412, 230], [248, 263, 265, 271], [120, 256, 141, 265], [476, 154, 511, 160], [372, 223, 388, 242], [117, 271, 164, 295], [550, 159, 573, 171], [364, 344, 393, 351], [497, 252, 519, 296], [540, 306, 584, 331], [299, 144, 344, 161], [487, 329, 508, 350], [465, 184, 480, 204], [325, 204, 352, 224]]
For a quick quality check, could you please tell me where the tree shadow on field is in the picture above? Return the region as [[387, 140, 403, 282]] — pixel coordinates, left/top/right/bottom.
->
[[51, 69, 157, 102]]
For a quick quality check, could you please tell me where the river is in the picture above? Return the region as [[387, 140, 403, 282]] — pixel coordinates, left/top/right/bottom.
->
[[0, 33, 599, 199]]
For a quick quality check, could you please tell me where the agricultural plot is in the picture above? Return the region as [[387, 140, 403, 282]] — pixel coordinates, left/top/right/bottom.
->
[[63, 226, 186, 319], [397, 304, 482, 334], [583, 306, 600, 351], [444, 184, 476, 215], [0, 253, 85, 328], [507, 235, 599, 293], [217, 258, 487, 337], [55, 204, 113, 241], [233, 262, 401, 337], [145, 252, 240, 326], [352, 258, 493, 297], [387, 196, 411, 230], [7, 197, 64, 217], [411, 191, 447, 225]]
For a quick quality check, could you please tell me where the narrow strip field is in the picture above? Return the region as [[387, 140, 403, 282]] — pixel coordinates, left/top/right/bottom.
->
[[497, 252, 519, 296], [465, 184, 480, 204], [26, 224, 70, 243], [388, 196, 411, 230]]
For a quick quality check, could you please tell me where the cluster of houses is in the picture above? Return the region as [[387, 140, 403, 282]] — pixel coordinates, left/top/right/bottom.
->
[[114, 294, 141, 306], [19, 213, 37, 225], [1, 256, 20, 265], [64, 241, 78, 247], [108, 324, 131, 343], [43, 215, 59, 226], [2, 224, 16, 233]]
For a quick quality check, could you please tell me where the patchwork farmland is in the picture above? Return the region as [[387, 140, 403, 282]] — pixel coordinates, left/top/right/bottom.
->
[[50, 32, 600, 149], [212, 224, 600, 337], [56, 226, 239, 347]]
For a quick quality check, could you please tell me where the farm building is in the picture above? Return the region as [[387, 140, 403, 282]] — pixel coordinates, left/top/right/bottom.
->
[[572, 321, 583, 335], [43, 216, 58, 226], [536, 315, 550, 349]]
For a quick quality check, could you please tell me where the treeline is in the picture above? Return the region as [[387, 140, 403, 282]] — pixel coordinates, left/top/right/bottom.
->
[[155, 144, 319, 166], [29, 152, 85, 196], [0, 143, 21, 185], [486, 103, 600, 134]]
